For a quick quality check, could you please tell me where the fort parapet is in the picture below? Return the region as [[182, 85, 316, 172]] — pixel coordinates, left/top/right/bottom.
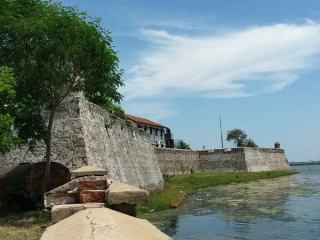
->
[[154, 147, 289, 174]]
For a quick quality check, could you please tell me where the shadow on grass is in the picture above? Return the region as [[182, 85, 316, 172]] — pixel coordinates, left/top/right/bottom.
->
[[0, 206, 51, 227]]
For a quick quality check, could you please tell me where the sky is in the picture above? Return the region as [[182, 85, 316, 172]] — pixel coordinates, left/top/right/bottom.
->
[[57, 0, 320, 162]]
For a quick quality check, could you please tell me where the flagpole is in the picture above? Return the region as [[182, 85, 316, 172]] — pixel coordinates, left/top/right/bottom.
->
[[220, 115, 224, 148]]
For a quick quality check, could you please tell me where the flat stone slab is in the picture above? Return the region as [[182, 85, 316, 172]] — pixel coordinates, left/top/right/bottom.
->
[[41, 208, 172, 240], [51, 203, 105, 223], [107, 180, 149, 205], [71, 166, 108, 179]]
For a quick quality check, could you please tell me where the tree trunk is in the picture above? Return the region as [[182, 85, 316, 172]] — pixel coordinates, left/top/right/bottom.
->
[[41, 104, 57, 206]]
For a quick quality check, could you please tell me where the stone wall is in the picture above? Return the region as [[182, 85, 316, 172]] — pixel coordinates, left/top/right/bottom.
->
[[199, 148, 248, 172], [0, 94, 163, 191], [243, 148, 289, 172], [0, 97, 88, 169], [78, 99, 163, 190], [154, 148, 200, 175], [154, 147, 290, 174]]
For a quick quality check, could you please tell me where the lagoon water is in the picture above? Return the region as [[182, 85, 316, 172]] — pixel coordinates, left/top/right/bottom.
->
[[144, 165, 320, 240]]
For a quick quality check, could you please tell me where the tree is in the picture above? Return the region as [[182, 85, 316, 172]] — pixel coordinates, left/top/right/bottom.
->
[[0, 67, 20, 155], [0, 0, 124, 199], [246, 139, 258, 147], [226, 129, 258, 147], [175, 139, 191, 149], [105, 101, 126, 119], [226, 129, 247, 147]]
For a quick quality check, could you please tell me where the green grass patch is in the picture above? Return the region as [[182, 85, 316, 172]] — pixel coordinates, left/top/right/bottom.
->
[[137, 170, 297, 214], [0, 210, 51, 240]]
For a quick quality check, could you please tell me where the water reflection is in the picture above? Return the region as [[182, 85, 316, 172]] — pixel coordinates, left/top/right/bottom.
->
[[142, 168, 319, 240]]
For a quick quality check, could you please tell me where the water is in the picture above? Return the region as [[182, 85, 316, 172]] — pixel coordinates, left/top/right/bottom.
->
[[143, 165, 320, 240]]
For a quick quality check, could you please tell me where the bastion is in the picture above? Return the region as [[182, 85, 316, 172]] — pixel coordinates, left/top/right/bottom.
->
[[0, 94, 164, 191]]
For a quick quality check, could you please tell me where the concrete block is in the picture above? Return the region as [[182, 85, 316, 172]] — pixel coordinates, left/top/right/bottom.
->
[[51, 203, 106, 223], [42, 208, 172, 240], [52, 204, 85, 223], [107, 179, 149, 205], [71, 166, 108, 179]]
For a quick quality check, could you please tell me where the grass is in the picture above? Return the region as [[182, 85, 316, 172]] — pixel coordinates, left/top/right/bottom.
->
[[0, 210, 51, 240], [137, 170, 297, 214]]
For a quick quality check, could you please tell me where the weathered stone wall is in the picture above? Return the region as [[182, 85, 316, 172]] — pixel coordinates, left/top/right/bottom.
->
[[78, 99, 163, 190], [154, 147, 290, 174], [0, 97, 87, 169], [0, 94, 163, 191], [199, 148, 248, 172], [154, 148, 200, 175], [243, 148, 290, 172]]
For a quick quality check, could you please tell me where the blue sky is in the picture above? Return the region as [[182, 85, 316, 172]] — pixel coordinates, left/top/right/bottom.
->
[[57, 0, 320, 162]]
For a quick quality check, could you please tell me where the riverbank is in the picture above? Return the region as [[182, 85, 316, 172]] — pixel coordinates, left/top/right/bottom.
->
[[137, 170, 297, 214], [0, 171, 296, 240]]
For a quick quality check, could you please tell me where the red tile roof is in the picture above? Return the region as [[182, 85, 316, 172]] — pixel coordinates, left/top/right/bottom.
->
[[126, 114, 167, 128]]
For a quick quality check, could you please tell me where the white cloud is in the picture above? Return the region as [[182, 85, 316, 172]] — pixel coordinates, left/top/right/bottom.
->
[[121, 21, 320, 100], [123, 101, 176, 122]]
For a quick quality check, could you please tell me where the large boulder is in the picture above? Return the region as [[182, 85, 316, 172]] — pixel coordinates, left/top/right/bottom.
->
[[41, 208, 172, 240]]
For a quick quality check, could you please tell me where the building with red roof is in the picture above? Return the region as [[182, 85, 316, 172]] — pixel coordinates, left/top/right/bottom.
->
[[126, 114, 174, 148]]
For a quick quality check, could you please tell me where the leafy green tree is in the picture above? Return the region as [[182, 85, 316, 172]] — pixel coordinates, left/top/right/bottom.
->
[[0, 67, 19, 154], [0, 0, 124, 198], [226, 129, 247, 147], [246, 139, 258, 147], [105, 101, 126, 119], [226, 129, 258, 147], [175, 139, 191, 150]]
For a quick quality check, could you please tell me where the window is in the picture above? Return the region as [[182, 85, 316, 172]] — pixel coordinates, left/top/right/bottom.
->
[[150, 127, 152, 134]]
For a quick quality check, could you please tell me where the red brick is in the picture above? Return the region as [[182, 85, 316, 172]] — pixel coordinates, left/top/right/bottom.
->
[[80, 190, 106, 203], [53, 192, 79, 200], [78, 179, 108, 191]]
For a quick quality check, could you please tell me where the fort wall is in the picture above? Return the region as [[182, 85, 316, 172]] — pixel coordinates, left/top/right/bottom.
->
[[0, 94, 290, 189], [153, 148, 200, 175], [154, 147, 290, 174], [0, 94, 164, 191]]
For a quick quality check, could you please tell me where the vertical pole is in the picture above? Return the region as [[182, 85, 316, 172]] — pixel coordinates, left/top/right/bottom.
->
[[220, 115, 224, 148]]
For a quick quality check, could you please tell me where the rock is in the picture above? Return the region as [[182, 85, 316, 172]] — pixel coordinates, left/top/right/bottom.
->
[[41, 208, 172, 240], [51, 203, 105, 223], [78, 179, 108, 191], [80, 190, 106, 203], [71, 166, 108, 179], [74, 138, 85, 147], [107, 180, 149, 205]]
